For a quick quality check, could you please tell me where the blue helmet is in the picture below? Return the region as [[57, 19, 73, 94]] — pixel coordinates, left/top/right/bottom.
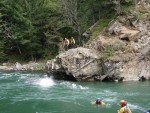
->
[[96, 98, 101, 101], [146, 108, 150, 113]]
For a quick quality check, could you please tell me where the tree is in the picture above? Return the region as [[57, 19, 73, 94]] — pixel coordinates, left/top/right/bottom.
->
[[0, 0, 63, 61], [0, 12, 7, 61], [58, 0, 83, 45]]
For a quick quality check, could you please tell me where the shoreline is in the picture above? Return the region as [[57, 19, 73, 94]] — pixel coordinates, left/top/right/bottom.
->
[[0, 65, 149, 82], [0, 61, 46, 71]]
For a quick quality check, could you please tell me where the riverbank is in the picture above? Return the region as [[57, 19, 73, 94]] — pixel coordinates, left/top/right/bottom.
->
[[0, 61, 46, 71]]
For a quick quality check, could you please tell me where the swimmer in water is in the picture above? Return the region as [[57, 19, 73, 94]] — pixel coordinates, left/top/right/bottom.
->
[[117, 100, 132, 113], [92, 98, 105, 105]]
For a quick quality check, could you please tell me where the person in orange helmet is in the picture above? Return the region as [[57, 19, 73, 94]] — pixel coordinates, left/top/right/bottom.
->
[[117, 100, 132, 113]]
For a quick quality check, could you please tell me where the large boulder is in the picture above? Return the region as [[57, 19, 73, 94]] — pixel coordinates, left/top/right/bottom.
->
[[46, 47, 103, 81], [103, 52, 150, 81]]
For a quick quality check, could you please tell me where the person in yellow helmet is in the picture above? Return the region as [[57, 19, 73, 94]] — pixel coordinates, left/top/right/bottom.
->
[[70, 37, 75, 48], [64, 38, 69, 50], [117, 100, 132, 113]]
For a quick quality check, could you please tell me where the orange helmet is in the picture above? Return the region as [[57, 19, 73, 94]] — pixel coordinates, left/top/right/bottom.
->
[[120, 100, 126, 106]]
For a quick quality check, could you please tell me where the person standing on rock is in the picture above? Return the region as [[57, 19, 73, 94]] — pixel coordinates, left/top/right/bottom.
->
[[64, 37, 69, 50], [70, 37, 75, 48], [117, 100, 132, 113]]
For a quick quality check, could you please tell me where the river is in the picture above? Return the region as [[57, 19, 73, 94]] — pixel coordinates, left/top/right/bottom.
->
[[0, 71, 150, 113]]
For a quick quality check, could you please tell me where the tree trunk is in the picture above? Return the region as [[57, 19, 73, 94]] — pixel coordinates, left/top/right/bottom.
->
[[59, 0, 82, 44], [116, 0, 121, 15]]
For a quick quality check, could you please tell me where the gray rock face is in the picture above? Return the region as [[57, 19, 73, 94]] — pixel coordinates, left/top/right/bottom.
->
[[103, 53, 150, 81], [46, 0, 150, 82], [46, 47, 102, 81], [52, 40, 147, 81], [46, 38, 150, 81], [46, 18, 150, 82]]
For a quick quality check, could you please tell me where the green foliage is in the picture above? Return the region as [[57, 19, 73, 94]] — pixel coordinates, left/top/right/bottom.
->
[[0, 0, 137, 62], [0, 13, 2, 33], [0, 41, 7, 62], [120, 0, 139, 14], [130, 4, 150, 21], [101, 39, 127, 58], [121, 5, 134, 14], [0, 0, 63, 61], [102, 46, 114, 58], [138, 7, 150, 13], [0, 12, 7, 62], [78, 0, 115, 32], [91, 19, 112, 39]]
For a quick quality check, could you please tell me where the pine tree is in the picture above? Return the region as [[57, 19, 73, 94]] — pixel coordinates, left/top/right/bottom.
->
[[0, 0, 63, 61], [0, 12, 7, 62]]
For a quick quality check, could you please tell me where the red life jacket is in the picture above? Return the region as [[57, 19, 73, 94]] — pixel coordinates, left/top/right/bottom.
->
[[96, 100, 101, 104]]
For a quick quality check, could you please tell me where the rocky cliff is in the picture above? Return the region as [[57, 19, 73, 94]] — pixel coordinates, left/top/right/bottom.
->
[[46, 0, 150, 82]]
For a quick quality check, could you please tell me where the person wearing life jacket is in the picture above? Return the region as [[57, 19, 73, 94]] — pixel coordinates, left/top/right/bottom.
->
[[70, 37, 75, 48], [95, 98, 105, 105], [64, 38, 69, 50], [117, 100, 132, 113]]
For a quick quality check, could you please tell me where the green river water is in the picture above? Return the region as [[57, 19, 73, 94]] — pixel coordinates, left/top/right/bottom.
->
[[0, 71, 150, 113]]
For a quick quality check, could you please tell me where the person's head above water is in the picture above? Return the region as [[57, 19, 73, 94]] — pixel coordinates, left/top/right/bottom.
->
[[96, 98, 102, 104], [119, 100, 127, 107], [96, 98, 101, 100]]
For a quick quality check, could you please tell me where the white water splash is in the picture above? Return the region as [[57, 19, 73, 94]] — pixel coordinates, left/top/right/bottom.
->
[[0, 73, 13, 79], [60, 82, 88, 90], [104, 98, 117, 103], [128, 103, 145, 111], [79, 85, 88, 89], [37, 78, 55, 87]]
